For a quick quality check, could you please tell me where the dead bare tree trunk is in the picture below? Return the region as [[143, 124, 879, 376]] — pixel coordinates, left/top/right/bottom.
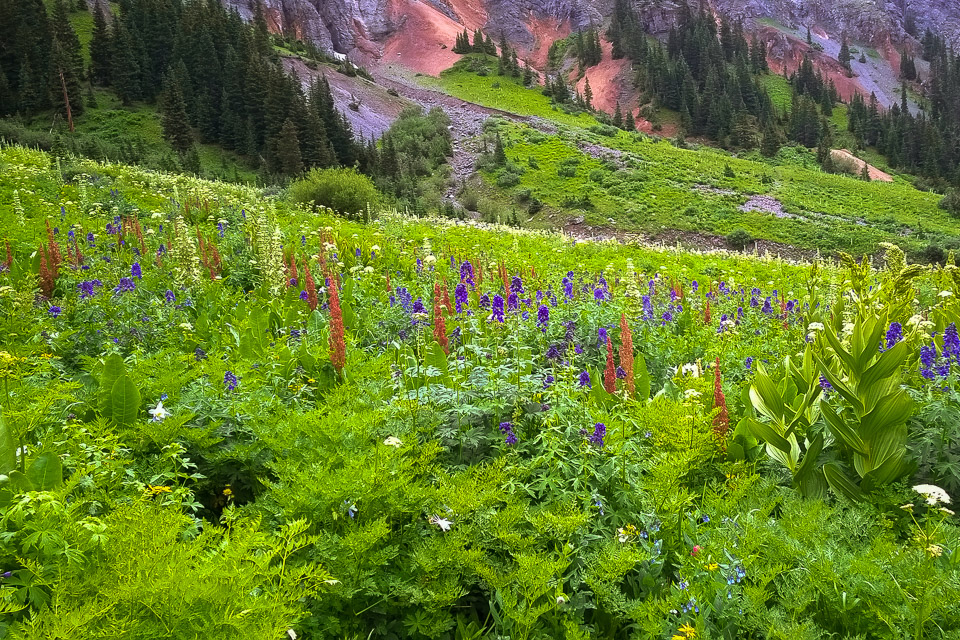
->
[[59, 68, 74, 133]]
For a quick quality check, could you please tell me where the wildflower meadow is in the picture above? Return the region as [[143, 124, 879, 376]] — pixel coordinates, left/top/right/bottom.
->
[[0, 145, 959, 638]]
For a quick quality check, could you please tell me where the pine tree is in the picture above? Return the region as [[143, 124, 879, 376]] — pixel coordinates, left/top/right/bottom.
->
[[860, 162, 871, 181], [624, 108, 636, 131], [160, 72, 194, 154], [484, 33, 496, 55], [472, 29, 484, 53], [50, 0, 85, 118], [276, 117, 303, 175], [583, 78, 593, 110], [493, 133, 507, 166], [838, 38, 852, 71], [111, 18, 141, 104], [760, 120, 782, 157], [612, 101, 623, 128], [89, 1, 112, 85]]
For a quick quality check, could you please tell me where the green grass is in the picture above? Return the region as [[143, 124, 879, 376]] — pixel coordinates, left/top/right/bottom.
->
[[420, 56, 597, 128], [760, 74, 793, 113], [424, 60, 952, 255]]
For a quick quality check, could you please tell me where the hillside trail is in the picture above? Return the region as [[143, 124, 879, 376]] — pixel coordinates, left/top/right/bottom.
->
[[372, 65, 556, 196]]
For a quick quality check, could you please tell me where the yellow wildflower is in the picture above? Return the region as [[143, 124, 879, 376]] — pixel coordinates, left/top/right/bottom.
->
[[679, 623, 697, 637], [145, 485, 172, 496], [706, 563, 719, 571]]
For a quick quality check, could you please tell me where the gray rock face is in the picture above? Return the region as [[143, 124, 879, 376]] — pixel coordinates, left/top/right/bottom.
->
[[222, 0, 960, 60]]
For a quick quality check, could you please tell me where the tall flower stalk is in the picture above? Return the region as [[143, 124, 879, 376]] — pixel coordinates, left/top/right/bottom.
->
[[327, 267, 346, 375]]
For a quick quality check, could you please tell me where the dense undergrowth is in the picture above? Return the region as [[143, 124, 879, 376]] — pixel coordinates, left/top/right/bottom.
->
[[0, 145, 959, 638]]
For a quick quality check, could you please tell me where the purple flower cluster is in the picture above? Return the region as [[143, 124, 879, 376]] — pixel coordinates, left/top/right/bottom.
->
[[537, 305, 549, 331], [113, 277, 136, 294], [499, 421, 518, 446], [78, 280, 104, 299], [224, 371, 238, 391], [588, 422, 606, 447], [491, 295, 505, 323]]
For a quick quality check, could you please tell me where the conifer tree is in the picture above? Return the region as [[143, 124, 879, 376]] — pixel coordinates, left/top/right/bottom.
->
[[612, 101, 623, 128], [583, 78, 593, 110], [493, 133, 507, 166], [50, 0, 85, 117], [276, 117, 303, 175], [89, 1, 112, 86], [111, 18, 141, 104], [838, 38, 852, 71], [624, 108, 636, 131], [160, 72, 193, 155]]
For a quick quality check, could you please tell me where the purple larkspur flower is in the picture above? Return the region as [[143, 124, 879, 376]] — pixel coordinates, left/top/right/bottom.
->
[[819, 375, 833, 391], [745, 356, 753, 369], [886, 322, 904, 349], [537, 305, 549, 331], [511, 275, 524, 294], [131, 262, 142, 279], [579, 370, 591, 388], [589, 422, 606, 447], [944, 323, 959, 358], [165, 289, 176, 303], [299, 290, 309, 301], [113, 277, 136, 294], [479, 293, 491, 310], [78, 280, 103, 299], [48, 306, 62, 318], [546, 344, 561, 360], [412, 298, 426, 315], [491, 295, 505, 322], [460, 260, 474, 286], [507, 292, 519, 312], [455, 282, 468, 313], [224, 371, 238, 391]]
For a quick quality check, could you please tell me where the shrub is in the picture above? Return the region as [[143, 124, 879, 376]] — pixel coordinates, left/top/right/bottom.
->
[[288, 168, 380, 219], [497, 171, 521, 188], [940, 189, 960, 218], [727, 228, 753, 251]]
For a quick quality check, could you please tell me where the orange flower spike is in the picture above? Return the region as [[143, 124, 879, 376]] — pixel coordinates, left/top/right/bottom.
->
[[603, 336, 617, 394], [619, 314, 635, 397], [713, 357, 730, 443], [327, 267, 346, 374]]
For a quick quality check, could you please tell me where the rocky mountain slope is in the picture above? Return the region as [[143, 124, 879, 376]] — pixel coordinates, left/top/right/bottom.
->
[[225, 0, 959, 70]]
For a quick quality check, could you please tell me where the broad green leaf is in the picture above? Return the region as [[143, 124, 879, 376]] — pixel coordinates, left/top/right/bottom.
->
[[820, 402, 868, 455], [859, 391, 913, 441], [634, 354, 650, 400], [813, 353, 864, 413], [794, 432, 824, 482], [860, 340, 910, 389], [26, 452, 62, 490], [100, 354, 126, 417], [823, 463, 865, 502], [6, 470, 34, 493], [0, 409, 16, 475], [744, 417, 792, 455], [749, 370, 786, 423], [109, 374, 141, 427], [425, 341, 449, 375], [823, 327, 855, 372]]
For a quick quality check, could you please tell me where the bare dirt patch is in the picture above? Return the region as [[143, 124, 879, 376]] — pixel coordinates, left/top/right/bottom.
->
[[830, 149, 894, 182]]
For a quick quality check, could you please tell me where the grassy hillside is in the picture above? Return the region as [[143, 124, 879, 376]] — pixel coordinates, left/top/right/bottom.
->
[[423, 59, 950, 257]]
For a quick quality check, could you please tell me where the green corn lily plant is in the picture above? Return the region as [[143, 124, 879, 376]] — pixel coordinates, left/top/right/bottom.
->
[[813, 314, 915, 501], [743, 343, 827, 499]]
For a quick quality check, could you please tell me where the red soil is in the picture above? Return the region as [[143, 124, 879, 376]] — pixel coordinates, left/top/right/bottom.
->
[[524, 15, 571, 69], [761, 27, 869, 102], [830, 149, 894, 182], [380, 0, 468, 75], [572, 37, 636, 114]]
